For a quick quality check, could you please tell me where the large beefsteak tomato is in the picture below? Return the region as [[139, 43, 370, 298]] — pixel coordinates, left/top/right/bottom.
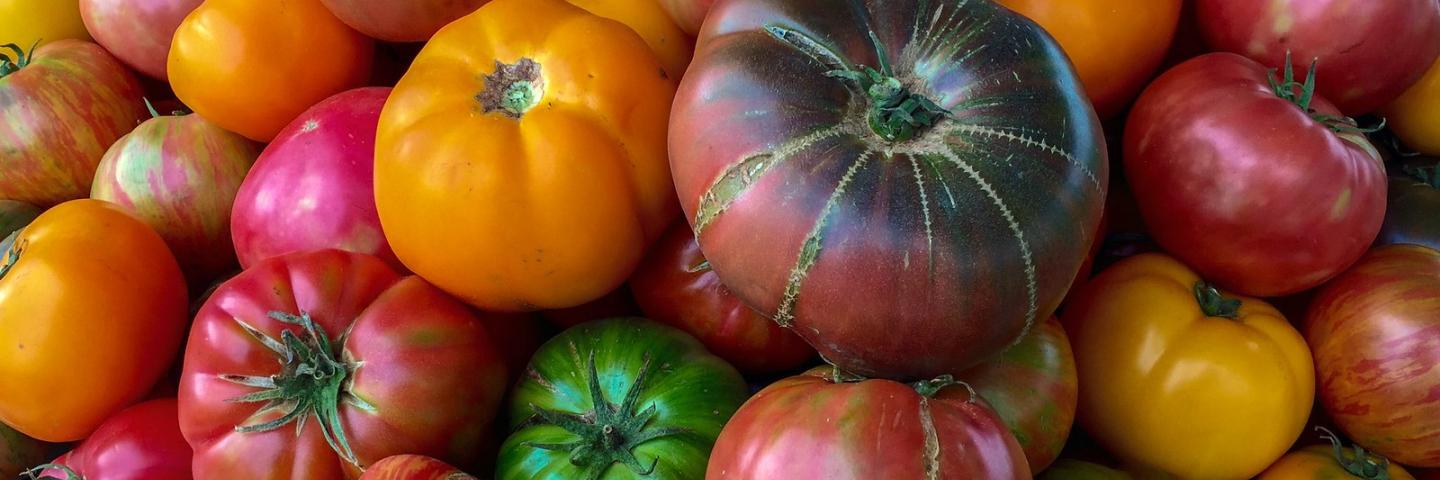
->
[[29, 398, 192, 480], [0, 40, 143, 206], [1307, 245, 1440, 467], [179, 249, 508, 479], [0, 199, 187, 442], [1378, 158, 1440, 252], [1258, 428, 1414, 480], [375, 0, 677, 312], [1124, 53, 1386, 296], [358, 455, 475, 480], [1388, 57, 1440, 156], [79, 0, 201, 80], [1066, 253, 1314, 479], [670, 0, 1107, 378], [231, 87, 400, 271], [499, 318, 747, 480], [318, 0, 488, 43], [962, 316, 1076, 473]]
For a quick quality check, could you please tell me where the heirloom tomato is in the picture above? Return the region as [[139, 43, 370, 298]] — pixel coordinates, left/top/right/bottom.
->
[[670, 0, 1107, 378], [30, 399, 192, 480], [1066, 253, 1314, 479], [0, 200, 187, 442], [318, 0, 488, 43], [659, 0, 714, 35], [0, 1, 89, 48], [565, 0, 691, 79], [1378, 158, 1440, 251], [376, 0, 677, 312], [1258, 428, 1413, 480], [358, 455, 475, 480], [1388, 58, 1440, 156], [0, 423, 45, 479], [962, 317, 1076, 473], [79, 0, 202, 80]]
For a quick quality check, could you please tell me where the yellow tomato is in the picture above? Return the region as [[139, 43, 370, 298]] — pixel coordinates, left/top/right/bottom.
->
[[567, 0, 691, 79], [1259, 435, 1414, 480], [1065, 253, 1314, 479], [0, 0, 90, 49], [1386, 57, 1440, 156]]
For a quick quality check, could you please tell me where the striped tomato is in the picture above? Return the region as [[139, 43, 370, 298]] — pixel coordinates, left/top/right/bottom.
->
[[79, 0, 201, 80], [962, 317, 1077, 473], [359, 455, 475, 480]]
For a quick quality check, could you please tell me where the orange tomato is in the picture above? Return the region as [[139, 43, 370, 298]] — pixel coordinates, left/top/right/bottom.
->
[[0, 200, 187, 442], [375, 0, 677, 312], [567, 0, 692, 79], [167, 0, 373, 142], [1260, 431, 1415, 480], [1386, 57, 1440, 156], [996, 0, 1182, 119]]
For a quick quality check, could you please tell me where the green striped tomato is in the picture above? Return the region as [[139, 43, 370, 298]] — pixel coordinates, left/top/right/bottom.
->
[[963, 316, 1077, 473]]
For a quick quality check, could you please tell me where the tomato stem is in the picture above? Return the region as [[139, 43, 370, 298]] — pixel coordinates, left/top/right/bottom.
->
[[1317, 427, 1393, 480], [22, 463, 82, 480], [1193, 281, 1241, 320], [910, 374, 973, 400], [1266, 52, 1385, 135], [478, 58, 543, 119], [1402, 162, 1440, 189], [827, 65, 950, 143], [0, 40, 39, 79]]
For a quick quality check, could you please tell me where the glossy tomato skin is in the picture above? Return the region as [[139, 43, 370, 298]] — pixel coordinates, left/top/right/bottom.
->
[[566, 0, 691, 79], [1378, 158, 1440, 251], [672, 0, 1106, 379], [707, 366, 1030, 479], [358, 455, 475, 480], [0, 201, 41, 242], [79, 0, 201, 80], [0, 1, 90, 48], [1258, 444, 1414, 480], [376, 0, 677, 312], [0, 40, 144, 206], [996, 0, 1182, 119], [231, 87, 400, 271], [659, 0, 714, 35], [319, 0, 487, 43], [1388, 58, 1440, 156], [1196, 0, 1440, 115], [1124, 53, 1386, 297], [0, 423, 46, 479], [962, 317, 1076, 473], [1066, 253, 1314, 479], [168, 0, 373, 142], [0, 200, 187, 442], [629, 222, 814, 375], [179, 250, 507, 479], [1307, 245, 1440, 467], [39, 399, 193, 480], [90, 112, 259, 285]]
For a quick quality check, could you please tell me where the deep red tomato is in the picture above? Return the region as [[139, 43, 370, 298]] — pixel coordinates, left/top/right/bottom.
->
[[1306, 245, 1440, 467], [78, 0, 201, 80], [1196, 0, 1440, 115], [357, 455, 475, 480], [707, 367, 1030, 479], [178, 249, 508, 479], [1124, 53, 1386, 297], [962, 317, 1077, 473], [630, 221, 814, 375], [0, 39, 143, 206], [31, 399, 192, 480], [658, 0, 713, 35], [319, 0, 488, 42], [230, 87, 400, 271]]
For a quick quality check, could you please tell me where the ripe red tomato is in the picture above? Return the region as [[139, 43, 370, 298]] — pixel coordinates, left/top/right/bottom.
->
[[358, 455, 475, 480], [178, 250, 508, 479], [79, 0, 202, 80], [962, 317, 1077, 473], [32, 398, 192, 480], [1124, 53, 1386, 297]]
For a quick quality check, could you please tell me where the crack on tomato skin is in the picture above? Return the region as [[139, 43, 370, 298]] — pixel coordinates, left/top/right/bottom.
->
[[773, 148, 877, 328], [919, 397, 941, 480], [692, 125, 848, 236]]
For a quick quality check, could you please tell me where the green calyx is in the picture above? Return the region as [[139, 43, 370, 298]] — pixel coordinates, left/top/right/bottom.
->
[[0, 41, 39, 79], [1194, 281, 1241, 320], [1318, 427, 1392, 480], [1267, 52, 1385, 135], [1402, 162, 1440, 189], [521, 352, 688, 480], [478, 58, 544, 119], [219, 311, 371, 467], [22, 464, 82, 480], [910, 375, 974, 399], [829, 66, 950, 143], [0, 236, 25, 282]]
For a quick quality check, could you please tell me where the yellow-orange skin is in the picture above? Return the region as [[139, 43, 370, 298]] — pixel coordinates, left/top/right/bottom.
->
[[1387, 57, 1440, 156], [568, 0, 692, 80], [1259, 445, 1415, 480]]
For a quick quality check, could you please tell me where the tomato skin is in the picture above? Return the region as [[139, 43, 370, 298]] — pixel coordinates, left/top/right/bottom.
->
[[1124, 53, 1386, 297], [996, 0, 1182, 119], [565, 0, 691, 79], [659, 0, 714, 35], [962, 317, 1077, 473], [1388, 58, 1440, 156], [0, 199, 188, 442], [168, 0, 373, 142], [375, 0, 677, 312], [1196, 0, 1440, 115], [179, 250, 508, 479], [79, 0, 201, 80], [1307, 245, 1440, 467], [319, 0, 487, 43], [38, 399, 193, 480], [629, 222, 814, 375], [1066, 253, 1314, 479], [1378, 158, 1440, 252], [1258, 444, 1415, 480], [0, 0, 90, 48], [358, 455, 475, 480], [231, 87, 400, 271], [90, 112, 259, 286], [1, 40, 144, 207]]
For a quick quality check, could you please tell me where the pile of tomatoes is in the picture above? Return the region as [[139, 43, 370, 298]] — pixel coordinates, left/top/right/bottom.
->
[[1, 0, 1439, 478]]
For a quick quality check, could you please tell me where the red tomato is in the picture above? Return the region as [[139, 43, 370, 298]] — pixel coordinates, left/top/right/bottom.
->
[[1123, 53, 1386, 296], [962, 317, 1077, 473], [319, 0, 488, 42], [629, 222, 815, 375], [358, 455, 476, 480], [178, 250, 508, 479], [33, 399, 192, 480], [79, 0, 202, 80], [658, 0, 714, 35]]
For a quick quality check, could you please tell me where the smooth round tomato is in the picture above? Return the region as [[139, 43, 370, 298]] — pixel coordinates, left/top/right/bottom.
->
[[962, 317, 1077, 473], [1124, 53, 1387, 297], [79, 0, 201, 80], [168, 0, 373, 142], [996, 0, 1182, 119], [179, 250, 508, 479], [1388, 58, 1440, 156], [319, 0, 488, 43], [1378, 157, 1440, 251], [659, 0, 714, 35], [1066, 253, 1314, 479], [1259, 430, 1414, 480], [358, 455, 476, 480], [376, 0, 677, 312], [565, 0, 691, 79], [32, 398, 192, 480], [0, 423, 45, 479], [0, 0, 90, 49], [0, 199, 187, 442]]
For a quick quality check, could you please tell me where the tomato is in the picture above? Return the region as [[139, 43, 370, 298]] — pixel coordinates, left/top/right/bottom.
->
[[0, 0, 90, 48], [1196, 0, 1440, 115], [1066, 253, 1314, 479], [1388, 58, 1440, 156], [499, 318, 747, 479], [670, 0, 1106, 378], [708, 366, 1030, 479], [231, 87, 400, 271], [1307, 245, 1440, 467], [1378, 157, 1440, 252], [179, 250, 507, 479], [962, 317, 1076, 473], [996, 0, 1183, 119], [1036, 460, 1131, 480], [79, 0, 201, 80], [90, 109, 259, 286], [629, 221, 814, 375], [0, 200, 187, 442], [0, 201, 41, 244], [1124, 53, 1386, 297], [0, 424, 45, 479], [31, 399, 192, 480], [659, 0, 714, 35], [318, 0, 487, 43], [0, 40, 144, 207], [375, 0, 677, 312], [565, 0, 692, 79], [358, 455, 475, 480], [1258, 428, 1414, 480], [168, 0, 373, 142]]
